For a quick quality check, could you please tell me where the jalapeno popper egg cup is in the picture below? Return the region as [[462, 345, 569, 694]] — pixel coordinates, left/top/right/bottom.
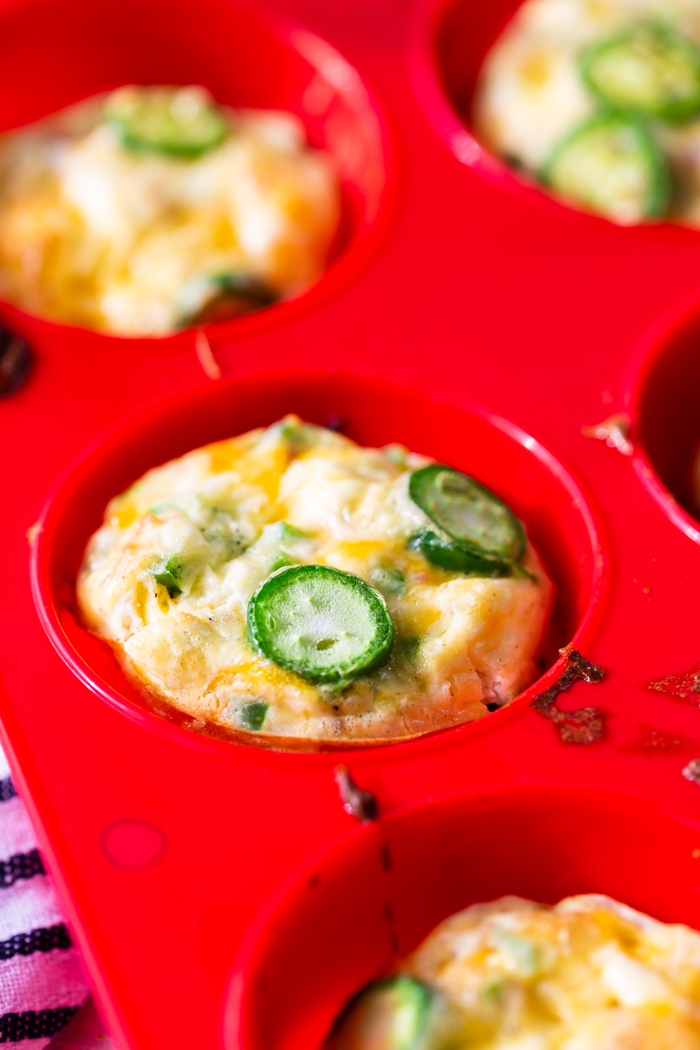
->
[[327, 895, 700, 1049], [0, 86, 340, 335], [470, 0, 700, 227], [76, 416, 553, 747]]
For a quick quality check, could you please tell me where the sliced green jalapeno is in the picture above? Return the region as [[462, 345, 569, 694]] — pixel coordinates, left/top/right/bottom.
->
[[326, 975, 434, 1050], [543, 112, 670, 223], [247, 565, 393, 684], [105, 86, 229, 158], [409, 530, 512, 577], [581, 22, 700, 122], [179, 273, 277, 327], [409, 465, 524, 571]]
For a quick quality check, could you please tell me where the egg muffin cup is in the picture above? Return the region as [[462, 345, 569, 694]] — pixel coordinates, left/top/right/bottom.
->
[[34, 370, 602, 751]]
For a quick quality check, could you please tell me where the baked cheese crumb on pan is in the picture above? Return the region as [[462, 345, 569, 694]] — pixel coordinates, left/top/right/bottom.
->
[[474, 0, 700, 227], [327, 895, 700, 1049], [0, 86, 340, 334], [77, 417, 552, 747]]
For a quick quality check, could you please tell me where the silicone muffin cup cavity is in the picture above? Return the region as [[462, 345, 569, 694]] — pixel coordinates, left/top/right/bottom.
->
[[0, 0, 392, 347], [31, 369, 605, 751], [227, 786, 700, 1050], [627, 295, 700, 544]]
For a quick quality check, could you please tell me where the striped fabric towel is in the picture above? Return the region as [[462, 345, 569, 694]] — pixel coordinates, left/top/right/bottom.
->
[[0, 748, 89, 1047]]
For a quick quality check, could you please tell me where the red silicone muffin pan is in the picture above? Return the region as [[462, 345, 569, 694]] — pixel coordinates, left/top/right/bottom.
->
[[5, 0, 700, 1047]]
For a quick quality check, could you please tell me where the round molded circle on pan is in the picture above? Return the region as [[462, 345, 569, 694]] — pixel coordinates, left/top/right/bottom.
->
[[225, 786, 700, 1050], [627, 296, 700, 544], [0, 0, 392, 349], [30, 368, 606, 752], [100, 819, 168, 872]]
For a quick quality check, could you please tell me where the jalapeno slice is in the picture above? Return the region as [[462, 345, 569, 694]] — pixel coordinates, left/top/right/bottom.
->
[[543, 112, 670, 223], [326, 975, 434, 1050], [179, 274, 277, 327], [409, 465, 524, 562], [581, 22, 700, 122], [247, 565, 393, 684], [105, 86, 229, 158], [409, 530, 512, 577]]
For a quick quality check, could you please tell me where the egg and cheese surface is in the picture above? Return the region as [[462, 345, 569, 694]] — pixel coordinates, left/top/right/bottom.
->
[[474, 0, 700, 226], [329, 895, 700, 1049], [77, 417, 552, 746], [0, 86, 339, 334]]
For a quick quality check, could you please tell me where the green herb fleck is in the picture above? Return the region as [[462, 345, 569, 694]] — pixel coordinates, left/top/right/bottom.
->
[[482, 979, 504, 1003], [383, 443, 410, 468], [371, 566, 406, 596], [279, 422, 314, 456], [202, 526, 246, 560], [150, 555, 185, 597], [147, 501, 176, 515], [241, 701, 268, 731], [398, 636, 421, 662], [278, 521, 306, 541], [494, 931, 540, 977]]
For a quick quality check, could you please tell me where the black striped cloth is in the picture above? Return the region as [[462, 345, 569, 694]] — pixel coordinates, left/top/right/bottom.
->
[[0, 750, 88, 1046]]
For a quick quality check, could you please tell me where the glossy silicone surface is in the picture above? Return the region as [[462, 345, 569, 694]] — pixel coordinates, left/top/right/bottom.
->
[[3, 0, 700, 1048]]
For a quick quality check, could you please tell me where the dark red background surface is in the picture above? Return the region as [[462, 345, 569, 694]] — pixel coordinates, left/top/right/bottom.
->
[[3, 0, 700, 1047]]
